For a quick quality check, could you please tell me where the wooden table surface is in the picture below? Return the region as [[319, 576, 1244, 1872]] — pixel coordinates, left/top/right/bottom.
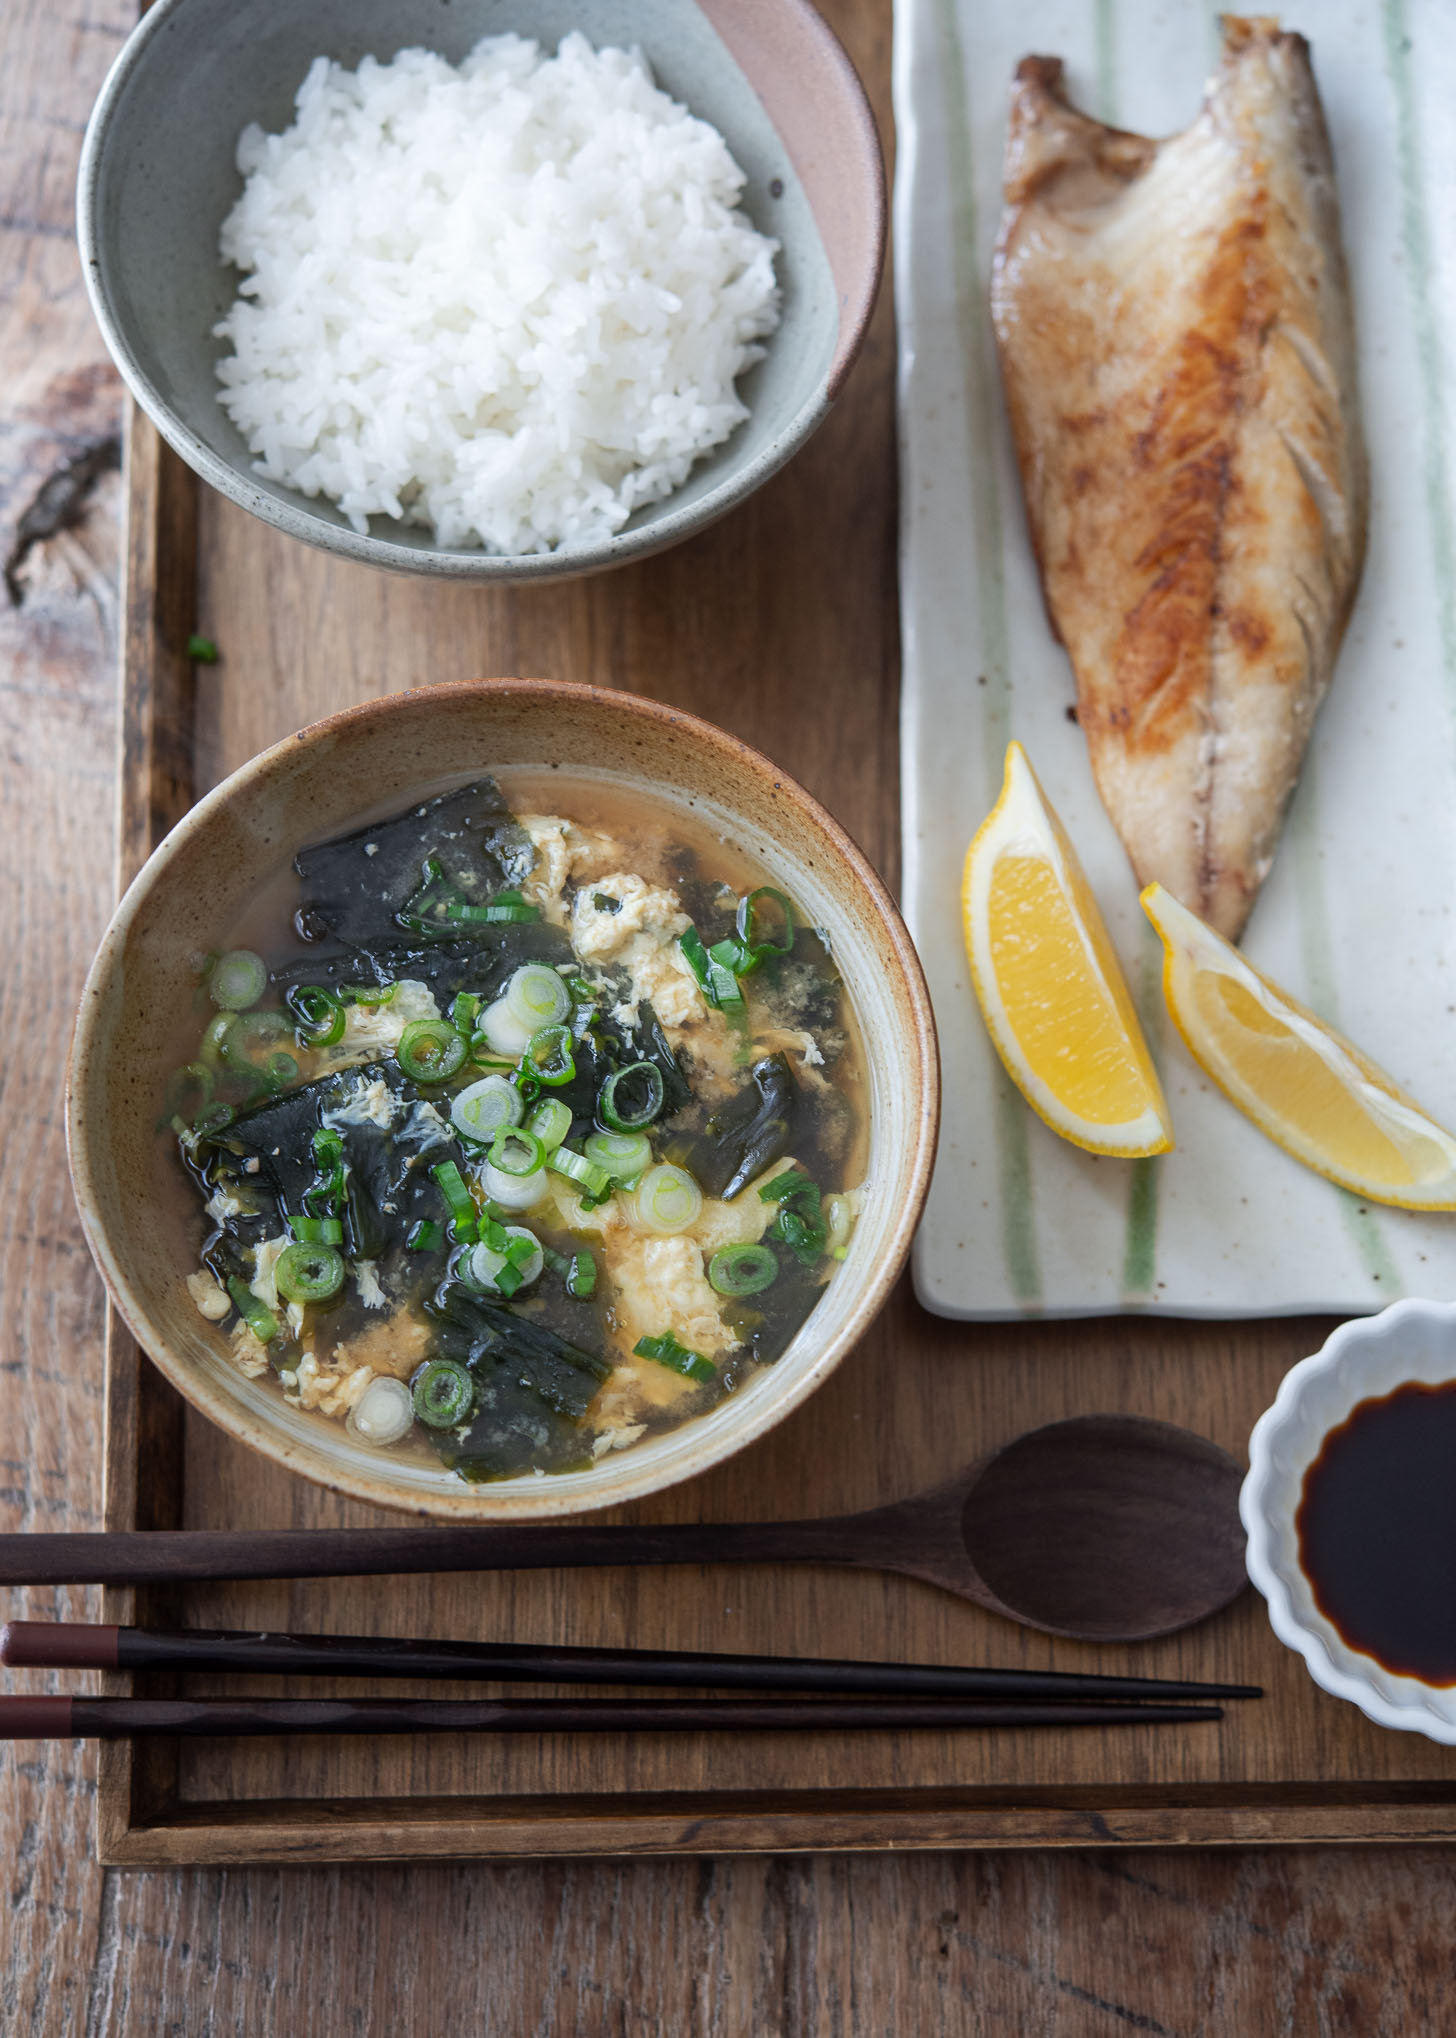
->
[[3, 0, 1451, 2027]]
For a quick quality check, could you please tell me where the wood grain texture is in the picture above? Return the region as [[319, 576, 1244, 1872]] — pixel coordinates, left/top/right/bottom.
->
[[3, 0, 1456, 2031]]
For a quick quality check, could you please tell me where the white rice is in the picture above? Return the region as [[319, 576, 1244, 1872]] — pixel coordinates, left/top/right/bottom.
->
[[213, 33, 781, 555]]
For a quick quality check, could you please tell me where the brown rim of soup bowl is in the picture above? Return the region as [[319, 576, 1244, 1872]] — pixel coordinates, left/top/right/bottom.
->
[[67, 680, 940, 1521]]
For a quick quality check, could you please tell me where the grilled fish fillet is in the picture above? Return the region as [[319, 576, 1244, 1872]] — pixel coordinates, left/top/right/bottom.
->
[[991, 17, 1367, 940]]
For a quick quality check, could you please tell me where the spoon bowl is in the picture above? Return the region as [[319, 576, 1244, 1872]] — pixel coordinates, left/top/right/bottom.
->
[[954, 1415, 1248, 1639]]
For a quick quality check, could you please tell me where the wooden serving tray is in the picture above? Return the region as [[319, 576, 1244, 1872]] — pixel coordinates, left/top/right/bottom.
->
[[99, 334, 1456, 1861]]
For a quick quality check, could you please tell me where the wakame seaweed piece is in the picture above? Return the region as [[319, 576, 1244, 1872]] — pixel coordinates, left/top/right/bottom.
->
[[202, 1062, 457, 1276], [598, 1002, 693, 1119], [292, 779, 520, 947], [425, 1285, 612, 1420], [750, 935, 846, 1042], [432, 1385, 589, 1481], [682, 1053, 798, 1200], [726, 1251, 825, 1367], [672, 875, 740, 945], [477, 816, 537, 891], [422, 1287, 611, 1476]]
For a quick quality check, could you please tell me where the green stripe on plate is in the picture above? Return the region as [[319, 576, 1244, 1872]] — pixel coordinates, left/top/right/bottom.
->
[[1122, 923, 1166, 1301], [1382, 0, 1456, 716], [934, 0, 1042, 1307]]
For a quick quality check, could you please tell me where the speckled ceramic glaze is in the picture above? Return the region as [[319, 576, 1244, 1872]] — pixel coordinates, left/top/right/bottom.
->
[[67, 681, 939, 1519], [76, 0, 883, 581], [1242, 1300, 1456, 1744]]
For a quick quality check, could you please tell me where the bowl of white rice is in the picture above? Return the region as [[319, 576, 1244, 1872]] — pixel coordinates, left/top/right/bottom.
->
[[77, 0, 883, 579]]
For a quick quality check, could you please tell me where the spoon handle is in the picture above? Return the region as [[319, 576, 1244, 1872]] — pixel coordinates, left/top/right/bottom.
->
[[0, 1515, 876, 1588]]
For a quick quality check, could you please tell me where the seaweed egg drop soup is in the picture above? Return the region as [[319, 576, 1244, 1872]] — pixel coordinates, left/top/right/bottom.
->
[[164, 774, 868, 1481]]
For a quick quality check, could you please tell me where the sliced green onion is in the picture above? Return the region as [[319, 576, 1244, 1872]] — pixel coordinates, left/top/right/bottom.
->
[[274, 1241, 346, 1304], [214, 1062, 272, 1110], [707, 1244, 778, 1296], [599, 1062, 665, 1132], [584, 1130, 651, 1182], [526, 1023, 575, 1086], [708, 958, 744, 1010], [411, 1358, 476, 1430], [265, 1051, 300, 1088], [288, 1214, 344, 1246], [759, 1168, 828, 1263], [406, 1218, 443, 1253], [481, 1160, 547, 1212], [208, 949, 268, 1011], [445, 900, 542, 925], [487, 1127, 546, 1179], [451, 991, 481, 1037], [187, 633, 219, 664], [527, 1098, 572, 1152], [631, 1163, 703, 1236], [450, 1074, 523, 1144], [679, 927, 720, 1006], [566, 1250, 596, 1299], [396, 1018, 467, 1084], [287, 984, 345, 1048], [737, 887, 795, 957], [479, 996, 534, 1059], [234, 1010, 290, 1054], [166, 1062, 214, 1120], [430, 1160, 477, 1236], [198, 1013, 239, 1067], [192, 1102, 235, 1137], [824, 1193, 856, 1260], [346, 1375, 413, 1446], [709, 934, 759, 979], [679, 925, 743, 1010], [341, 981, 398, 1007], [226, 1276, 278, 1344], [633, 1331, 716, 1386], [504, 964, 571, 1031], [469, 1225, 543, 1295], [548, 1145, 612, 1200]]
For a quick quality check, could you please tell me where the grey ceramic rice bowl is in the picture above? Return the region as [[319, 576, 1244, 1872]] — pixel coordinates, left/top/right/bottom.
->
[[77, 0, 884, 581]]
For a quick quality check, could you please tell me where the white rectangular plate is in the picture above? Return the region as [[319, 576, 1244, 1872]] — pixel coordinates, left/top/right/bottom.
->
[[895, 0, 1456, 1318]]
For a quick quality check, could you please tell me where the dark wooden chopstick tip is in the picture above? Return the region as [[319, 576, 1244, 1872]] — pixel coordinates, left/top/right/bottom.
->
[[1, 1621, 1266, 1703], [0, 1695, 1225, 1740]]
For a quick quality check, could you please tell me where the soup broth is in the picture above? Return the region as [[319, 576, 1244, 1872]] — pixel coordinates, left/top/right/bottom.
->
[[162, 770, 868, 1482]]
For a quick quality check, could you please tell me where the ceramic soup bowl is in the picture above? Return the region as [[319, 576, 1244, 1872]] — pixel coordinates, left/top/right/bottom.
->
[[67, 679, 938, 1519]]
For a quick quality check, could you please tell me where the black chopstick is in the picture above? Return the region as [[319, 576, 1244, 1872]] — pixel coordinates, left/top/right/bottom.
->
[[0, 1695, 1223, 1740], [0, 1621, 1262, 1702]]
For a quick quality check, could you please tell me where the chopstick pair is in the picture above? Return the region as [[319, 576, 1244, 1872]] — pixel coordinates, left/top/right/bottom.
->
[[0, 1621, 1258, 1740]]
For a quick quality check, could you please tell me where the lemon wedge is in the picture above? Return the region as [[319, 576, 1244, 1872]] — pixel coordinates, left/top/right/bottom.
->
[[1143, 882, 1456, 1207], [962, 743, 1173, 1157]]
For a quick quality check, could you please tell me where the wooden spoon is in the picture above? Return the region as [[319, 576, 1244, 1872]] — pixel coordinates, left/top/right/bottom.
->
[[0, 1416, 1245, 1640]]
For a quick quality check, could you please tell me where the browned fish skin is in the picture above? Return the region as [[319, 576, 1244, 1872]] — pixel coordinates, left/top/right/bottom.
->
[[991, 16, 1368, 939]]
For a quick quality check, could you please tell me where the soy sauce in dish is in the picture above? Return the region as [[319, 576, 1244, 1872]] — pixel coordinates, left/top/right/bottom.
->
[[1296, 1381, 1456, 1684]]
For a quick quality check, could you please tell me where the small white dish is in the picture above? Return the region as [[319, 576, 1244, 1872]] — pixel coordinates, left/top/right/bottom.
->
[[1241, 1299, 1456, 1744]]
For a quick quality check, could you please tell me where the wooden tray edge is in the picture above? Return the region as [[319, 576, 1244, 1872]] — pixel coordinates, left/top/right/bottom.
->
[[97, 1791, 1456, 1866], [98, 411, 1456, 1862], [98, 408, 198, 1863]]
